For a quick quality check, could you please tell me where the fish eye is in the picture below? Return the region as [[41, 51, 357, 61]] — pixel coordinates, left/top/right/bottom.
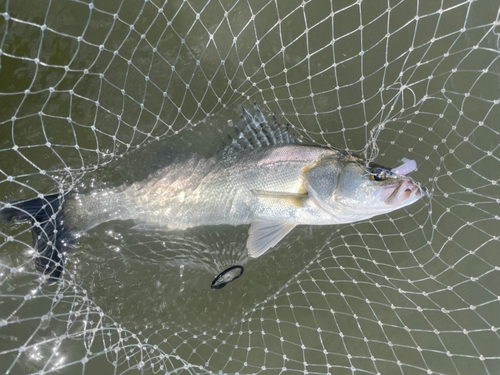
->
[[371, 168, 387, 181]]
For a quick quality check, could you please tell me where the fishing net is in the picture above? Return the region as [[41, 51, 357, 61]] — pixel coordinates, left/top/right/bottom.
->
[[1, 0, 499, 374]]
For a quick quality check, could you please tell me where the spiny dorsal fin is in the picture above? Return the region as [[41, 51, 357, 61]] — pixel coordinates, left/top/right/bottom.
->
[[221, 103, 296, 159]]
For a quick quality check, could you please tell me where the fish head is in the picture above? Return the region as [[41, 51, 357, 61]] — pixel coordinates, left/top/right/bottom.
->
[[340, 161, 427, 210], [305, 157, 428, 219]]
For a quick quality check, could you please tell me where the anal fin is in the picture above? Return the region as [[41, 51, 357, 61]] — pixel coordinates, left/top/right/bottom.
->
[[247, 221, 296, 258]]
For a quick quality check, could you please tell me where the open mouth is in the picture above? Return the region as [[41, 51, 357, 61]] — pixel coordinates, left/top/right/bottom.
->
[[376, 178, 427, 206], [387, 179, 427, 205]]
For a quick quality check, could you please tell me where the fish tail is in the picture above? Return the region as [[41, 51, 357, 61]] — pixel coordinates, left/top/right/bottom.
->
[[1, 193, 74, 285]]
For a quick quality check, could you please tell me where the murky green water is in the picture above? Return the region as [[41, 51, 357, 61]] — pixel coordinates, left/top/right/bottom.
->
[[1, 0, 499, 374]]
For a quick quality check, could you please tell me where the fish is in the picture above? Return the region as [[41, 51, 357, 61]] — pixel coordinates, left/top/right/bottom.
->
[[0, 104, 428, 284]]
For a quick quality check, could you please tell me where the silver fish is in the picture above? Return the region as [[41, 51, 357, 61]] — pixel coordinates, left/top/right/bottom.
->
[[1, 105, 427, 283]]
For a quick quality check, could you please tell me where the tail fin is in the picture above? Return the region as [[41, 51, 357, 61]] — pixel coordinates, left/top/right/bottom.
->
[[1, 194, 74, 285]]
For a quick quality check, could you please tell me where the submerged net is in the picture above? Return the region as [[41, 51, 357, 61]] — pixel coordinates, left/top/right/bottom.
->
[[1, 0, 499, 374]]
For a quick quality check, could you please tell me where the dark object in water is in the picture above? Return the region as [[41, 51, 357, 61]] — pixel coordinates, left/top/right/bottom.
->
[[0, 194, 74, 285], [211, 265, 244, 289]]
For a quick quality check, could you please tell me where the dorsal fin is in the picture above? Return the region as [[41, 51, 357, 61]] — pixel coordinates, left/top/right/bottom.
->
[[220, 104, 296, 159]]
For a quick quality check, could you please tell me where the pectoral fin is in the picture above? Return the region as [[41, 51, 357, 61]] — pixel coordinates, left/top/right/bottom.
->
[[251, 190, 308, 207], [247, 221, 296, 258]]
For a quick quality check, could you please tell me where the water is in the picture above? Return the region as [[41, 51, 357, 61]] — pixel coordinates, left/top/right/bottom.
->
[[1, 0, 499, 374]]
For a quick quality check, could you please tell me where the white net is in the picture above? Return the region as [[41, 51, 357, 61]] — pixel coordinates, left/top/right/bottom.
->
[[1, 0, 499, 374]]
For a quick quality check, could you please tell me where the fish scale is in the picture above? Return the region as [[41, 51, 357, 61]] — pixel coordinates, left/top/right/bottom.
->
[[0, 105, 426, 283]]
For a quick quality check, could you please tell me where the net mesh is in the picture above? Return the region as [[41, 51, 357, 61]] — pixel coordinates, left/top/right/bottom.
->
[[1, 0, 500, 374]]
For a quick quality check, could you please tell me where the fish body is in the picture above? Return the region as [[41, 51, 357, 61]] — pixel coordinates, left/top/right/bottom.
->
[[1, 105, 427, 283], [69, 145, 334, 230]]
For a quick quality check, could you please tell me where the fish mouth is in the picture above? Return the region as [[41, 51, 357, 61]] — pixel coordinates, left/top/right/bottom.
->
[[377, 177, 428, 206]]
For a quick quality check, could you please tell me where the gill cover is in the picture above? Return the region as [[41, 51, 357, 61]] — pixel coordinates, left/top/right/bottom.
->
[[303, 158, 343, 217]]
